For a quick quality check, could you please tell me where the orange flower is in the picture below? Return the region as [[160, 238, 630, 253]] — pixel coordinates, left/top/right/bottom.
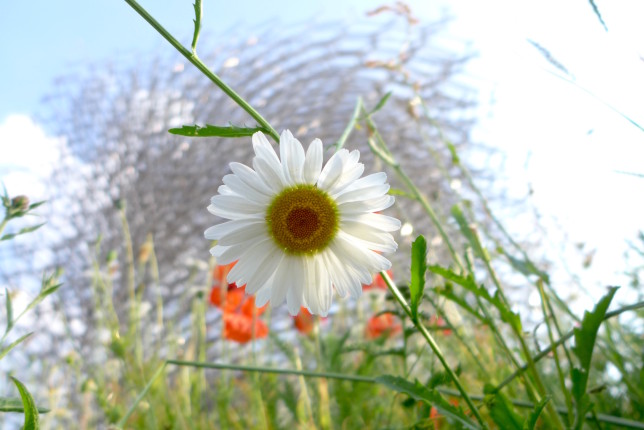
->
[[362, 270, 393, 291], [222, 312, 269, 343], [293, 307, 315, 334], [239, 293, 267, 318], [365, 312, 401, 339], [209, 262, 269, 343], [209, 262, 267, 315]]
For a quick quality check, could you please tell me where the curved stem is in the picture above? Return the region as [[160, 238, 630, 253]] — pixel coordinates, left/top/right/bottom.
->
[[380, 271, 489, 429], [123, 0, 280, 143]]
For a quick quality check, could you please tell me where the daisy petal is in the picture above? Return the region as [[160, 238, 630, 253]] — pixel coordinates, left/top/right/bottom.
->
[[227, 238, 273, 285], [317, 149, 348, 190], [209, 194, 265, 217], [343, 213, 401, 232], [223, 174, 271, 204], [280, 130, 306, 184], [216, 223, 268, 246], [339, 195, 395, 215], [286, 256, 305, 315], [230, 162, 273, 196], [334, 184, 390, 204], [245, 244, 285, 294], [204, 218, 264, 240], [253, 157, 286, 192], [303, 138, 323, 184]]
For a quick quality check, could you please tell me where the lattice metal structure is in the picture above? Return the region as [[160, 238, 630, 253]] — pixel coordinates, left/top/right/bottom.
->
[[1, 16, 496, 422]]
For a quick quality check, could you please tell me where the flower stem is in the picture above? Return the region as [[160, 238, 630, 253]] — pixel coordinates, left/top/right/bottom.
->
[[0, 218, 8, 238], [123, 0, 280, 143], [380, 271, 489, 429]]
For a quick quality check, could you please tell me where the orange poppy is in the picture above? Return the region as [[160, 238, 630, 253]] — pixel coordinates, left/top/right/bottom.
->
[[293, 307, 315, 334], [209, 262, 267, 315], [209, 262, 269, 343], [365, 312, 401, 339], [222, 312, 269, 343]]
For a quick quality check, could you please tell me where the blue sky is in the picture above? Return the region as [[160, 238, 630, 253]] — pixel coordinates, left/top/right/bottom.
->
[[1, 0, 643, 305]]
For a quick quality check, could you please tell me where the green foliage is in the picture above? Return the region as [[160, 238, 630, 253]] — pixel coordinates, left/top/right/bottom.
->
[[571, 287, 618, 428], [522, 396, 551, 430], [10, 377, 40, 430], [0, 223, 46, 241], [427, 264, 522, 332], [410, 235, 427, 321], [484, 384, 523, 430], [168, 123, 271, 137], [376, 375, 478, 429], [4, 288, 12, 335], [0, 332, 33, 361], [0, 397, 49, 414], [369, 91, 392, 115]]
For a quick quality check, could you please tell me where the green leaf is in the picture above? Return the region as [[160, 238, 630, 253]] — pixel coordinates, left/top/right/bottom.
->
[[571, 287, 618, 429], [410, 235, 427, 321], [522, 396, 551, 430], [428, 264, 522, 332], [427, 265, 477, 291], [500, 248, 550, 284], [0, 397, 49, 413], [451, 205, 485, 258], [375, 375, 479, 430], [0, 332, 33, 361], [27, 201, 46, 211], [369, 91, 392, 115], [20, 281, 61, 319], [483, 385, 523, 430], [446, 141, 460, 165], [0, 223, 46, 241], [10, 377, 40, 429], [435, 287, 487, 323], [4, 287, 13, 335], [387, 188, 415, 199], [572, 287, 618, 371], [168, 124, 270, 138]]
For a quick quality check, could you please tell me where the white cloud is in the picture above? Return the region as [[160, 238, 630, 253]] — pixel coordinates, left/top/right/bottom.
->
[[0, 114, 65, 200]]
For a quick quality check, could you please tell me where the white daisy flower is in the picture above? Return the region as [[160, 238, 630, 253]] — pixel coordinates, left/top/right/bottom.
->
[[205, 130, 400, 316]]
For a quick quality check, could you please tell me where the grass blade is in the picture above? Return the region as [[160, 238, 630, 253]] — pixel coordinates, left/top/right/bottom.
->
[[409, 235, 427, 321], [10, 376, 40, 430]]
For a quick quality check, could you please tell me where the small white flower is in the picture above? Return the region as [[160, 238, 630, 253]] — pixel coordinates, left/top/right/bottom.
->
[[205, 130, 400, 316]]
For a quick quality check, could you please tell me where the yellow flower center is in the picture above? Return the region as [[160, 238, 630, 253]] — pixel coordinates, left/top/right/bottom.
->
[[266, 185, 339, 255]]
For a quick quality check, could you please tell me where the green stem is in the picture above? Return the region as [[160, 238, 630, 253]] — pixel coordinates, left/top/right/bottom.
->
[[116, 362, 167, 428], [538, 281, 574, 426], [334, 97, 363, 151], [380, 271, 489, 429], [123, 0, 280, 142], [361, 115, 464, 270], [0, 218, 8, 238]]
